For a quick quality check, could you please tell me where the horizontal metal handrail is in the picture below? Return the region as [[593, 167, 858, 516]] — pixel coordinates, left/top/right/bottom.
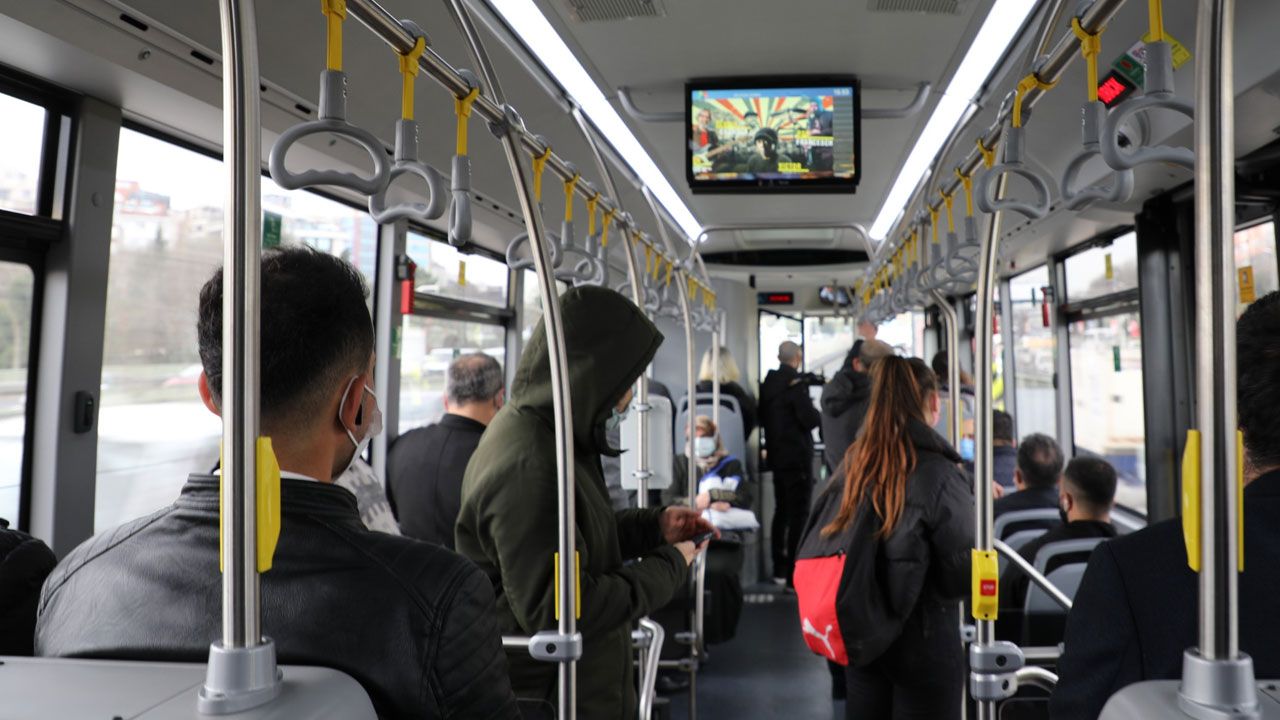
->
[[993, 538, 1073, 611]]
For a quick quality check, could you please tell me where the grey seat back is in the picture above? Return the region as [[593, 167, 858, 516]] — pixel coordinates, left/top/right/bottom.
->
[[997, 527, 1050, 577], [619, 394, 674, 490], [993, 509, 1061, 540], [1024, 537, 1108, 613], [675, 393, 746, 464]]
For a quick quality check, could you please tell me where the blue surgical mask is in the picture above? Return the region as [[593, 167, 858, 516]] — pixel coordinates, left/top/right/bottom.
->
[[695, 436, 717, 458], [959, 437, 975, 462], [605, 403, 630, 432]]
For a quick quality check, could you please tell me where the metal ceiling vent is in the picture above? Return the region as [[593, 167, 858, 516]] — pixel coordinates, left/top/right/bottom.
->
[[563, 0, 666, 22], [869, 0, 960, 14]]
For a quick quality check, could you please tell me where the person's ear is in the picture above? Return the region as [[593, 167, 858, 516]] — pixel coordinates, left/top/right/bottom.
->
[[337, 376, 364, 436], [198, 372, 221, 416], [929, 391, 941, 417], [1014, 468, 1026, 490], [494, 389, 505, 410]]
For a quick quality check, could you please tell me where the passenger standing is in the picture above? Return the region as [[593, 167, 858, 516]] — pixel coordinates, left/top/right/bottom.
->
[[819, 339, 892, 472], [992, 410, 1017, 491], [993, 433, 1064, 521], [999, 456, 1117, 611], [386, 352, 503, 548], [801, 356, 973, 719], [759, 340, 822, 585], [35, 248, 520, 719], [456, 286, 715, 719], [697, 346, 758, 438], [930, 351, 977, 461], [1051, 291, 1280, 718]]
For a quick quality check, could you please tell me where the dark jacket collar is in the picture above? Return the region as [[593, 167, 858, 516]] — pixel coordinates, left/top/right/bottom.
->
[[440, 413, 488, 433], [906, 417, 961, 463], [1246, 469, 1280, 499], [176, 475, 363, 522]]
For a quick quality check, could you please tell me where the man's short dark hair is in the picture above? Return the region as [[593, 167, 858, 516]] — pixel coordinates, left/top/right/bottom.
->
[[931, 350, 949, 379], [1064, 456, 1117, 509], [197, 246, 373, 433], [447, 353, 503, 405], [1238, 291, 1280, 470], [993, 410, 1014, 443], [1017, 433, 1064, 490]]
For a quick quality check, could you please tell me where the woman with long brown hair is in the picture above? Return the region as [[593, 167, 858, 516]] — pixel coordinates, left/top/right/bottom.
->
[[795, 355, 973, 719]]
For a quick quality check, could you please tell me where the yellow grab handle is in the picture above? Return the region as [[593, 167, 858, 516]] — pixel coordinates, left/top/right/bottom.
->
[[563, 174, 580, 223], [601, 208, 616, 248], [454, 87, 480, 157], [1013, 73, 1058, 129], [322, 0, 346, 72], [977, 139, 996, 170], [1071, 18, 1104, 103], [531, 146, 552, 203], [586, 194, 600, 237]]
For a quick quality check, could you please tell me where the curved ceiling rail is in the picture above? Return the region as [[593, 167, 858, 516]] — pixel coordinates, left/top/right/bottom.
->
[[618, 82, 933, 122], [344, 0, 686, 248]]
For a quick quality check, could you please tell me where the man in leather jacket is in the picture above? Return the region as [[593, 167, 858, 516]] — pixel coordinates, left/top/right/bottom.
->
[[36, 247, 520, 719]]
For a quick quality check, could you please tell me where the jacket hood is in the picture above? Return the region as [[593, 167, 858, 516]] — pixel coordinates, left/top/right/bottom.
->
[[511, 285, 664, 457], [906, 417, 961, 463], [821, 368, 871, 417]]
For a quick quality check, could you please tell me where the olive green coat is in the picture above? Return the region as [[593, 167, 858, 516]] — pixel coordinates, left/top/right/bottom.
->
[[456, 286, 687, 719]]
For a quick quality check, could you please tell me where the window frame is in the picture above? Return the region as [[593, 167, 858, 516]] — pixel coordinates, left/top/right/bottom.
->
[[0, 245, 45, 530], [403, 224, 514, 326]]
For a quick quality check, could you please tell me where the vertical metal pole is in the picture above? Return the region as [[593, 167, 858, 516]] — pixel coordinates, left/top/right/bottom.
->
[[642, 186, 700, 720], [443, 3, 578, 716], [1192, 0, 1237, 663], [569, 105, 656, 720], [217, 0, 261, 651], [973, 175, 1007, 720], [711, 332, 722, 441], [931, 290, 963, 448]]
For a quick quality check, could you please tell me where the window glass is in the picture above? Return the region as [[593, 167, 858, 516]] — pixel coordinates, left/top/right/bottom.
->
[[1064, 232, 1138, 303], [97, 129, 380, 531], [520, 269, 567, 345], [876, 311, 925, 359], [408, 232, 508, 307], [1068, 311, 1146, 511], [1235, 221, 1278, 317], [966, 293, 1005, 408], [0, 94, 46, 216], [1010, 266, 1056, 438], [399, 316, 505, 431], [0, 262, 34, 526], [759, 311, 802, 376], [803, 316, 854, 378]]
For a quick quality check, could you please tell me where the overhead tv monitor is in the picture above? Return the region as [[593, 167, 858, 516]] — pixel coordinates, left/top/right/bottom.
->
[[686, 76, 860, 193]]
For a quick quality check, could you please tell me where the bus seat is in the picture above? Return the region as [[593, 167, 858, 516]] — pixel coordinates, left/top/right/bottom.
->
[[993, 509, 1060, 541], [997, 527, 1050, 577], [1022, 537, 1107, 645], [676, 393, 747, 464], [0, 655, 377, 719], [619, 394, 674, 490]]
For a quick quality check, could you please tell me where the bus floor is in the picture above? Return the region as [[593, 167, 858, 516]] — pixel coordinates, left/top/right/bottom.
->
[[665, 584, 840, 720]]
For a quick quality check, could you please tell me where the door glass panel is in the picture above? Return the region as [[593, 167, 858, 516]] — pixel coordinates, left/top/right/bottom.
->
[[803, 316, 853, 378], [399, 316, 505, 431], [408, 232, 508, 307], [1064, 232, 1138, 303], [0, 262, 34, 526], [1068, 311, 1146, 512], [759, 311, 803, 377], [0, 94, 47, 216], [1235, 221, 1278, 317], [521, 269, 567, 346], [1010, 266, 1056, 438]]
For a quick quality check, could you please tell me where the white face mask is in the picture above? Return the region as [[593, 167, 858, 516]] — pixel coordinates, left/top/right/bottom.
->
[[337, 377, 383, 479], [605, 403, 630, 433], [695, 436, 717, 458]]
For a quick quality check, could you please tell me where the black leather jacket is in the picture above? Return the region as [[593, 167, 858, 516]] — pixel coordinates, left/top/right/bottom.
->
[[36, 476, 520, 720]]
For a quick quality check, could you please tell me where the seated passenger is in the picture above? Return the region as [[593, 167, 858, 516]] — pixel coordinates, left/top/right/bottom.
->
[[697, 346, 758, 438], [0, 519, 56, 656], [993, 433, 1065, 524], [387, 352, 503, 548], [800, 356, 973, 719], [992, 410, 1017, 491], [1000, 456, 1117, 611], [456, 285, 714, 719], [664, 416, 755, 645], [35, 247, 519, 719], [1051, 291, 1280, 719]]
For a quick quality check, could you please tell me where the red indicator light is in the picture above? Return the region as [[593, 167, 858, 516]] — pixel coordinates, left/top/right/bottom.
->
[[980, 580, 997, 597], [1098, 75, 1132, 106]]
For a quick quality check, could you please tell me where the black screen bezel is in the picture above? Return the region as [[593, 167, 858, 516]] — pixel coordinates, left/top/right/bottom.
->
[[685, 75, 861, 194]]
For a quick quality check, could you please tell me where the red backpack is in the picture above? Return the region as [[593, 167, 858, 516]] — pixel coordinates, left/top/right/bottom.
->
[[793, 483, 927, 667]]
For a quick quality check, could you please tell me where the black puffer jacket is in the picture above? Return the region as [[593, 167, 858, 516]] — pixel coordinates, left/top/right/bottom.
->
[[759, 365, 822, 471], [819, 368, 872, 471], [36, 477, 520, 719], [0, 522, 56, 656], [804, 418, 973, 664]]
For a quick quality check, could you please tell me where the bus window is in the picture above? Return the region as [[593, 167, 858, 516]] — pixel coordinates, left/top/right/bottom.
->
[[399, 316, 504, 431], [1009, 266, 1055, 438], [408, 232, 508, 308], [1063, 232, 1139, 302], [0, 262, 34, 525], [0, 93, 46, 216], [262, 177, 378, 285], [759, 310, 802, 375], [803, 316, 853, 378], [520, 269, 567, 344], [1235, 220, 1277, 316]]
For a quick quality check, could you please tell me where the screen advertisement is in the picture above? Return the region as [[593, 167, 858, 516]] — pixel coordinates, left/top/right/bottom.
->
[[687, 78, 860, 193]]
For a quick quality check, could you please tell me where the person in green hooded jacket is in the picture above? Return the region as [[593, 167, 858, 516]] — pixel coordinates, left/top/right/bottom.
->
[[456, 285, 714, 718]]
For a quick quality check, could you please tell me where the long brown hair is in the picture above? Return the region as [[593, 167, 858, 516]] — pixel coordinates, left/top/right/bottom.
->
[[823, 356, 937, 538]]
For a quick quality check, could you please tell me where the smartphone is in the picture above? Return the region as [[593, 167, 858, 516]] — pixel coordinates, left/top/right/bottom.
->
[[690, 530, 716, 545]]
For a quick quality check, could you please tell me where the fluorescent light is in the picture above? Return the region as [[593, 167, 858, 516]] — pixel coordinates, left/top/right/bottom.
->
[[488, 0, 702, 242], [868, 0, 1038, 241]]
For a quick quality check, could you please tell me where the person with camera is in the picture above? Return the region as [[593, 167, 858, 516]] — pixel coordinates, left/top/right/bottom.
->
[[760, 340, 823, 586]]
